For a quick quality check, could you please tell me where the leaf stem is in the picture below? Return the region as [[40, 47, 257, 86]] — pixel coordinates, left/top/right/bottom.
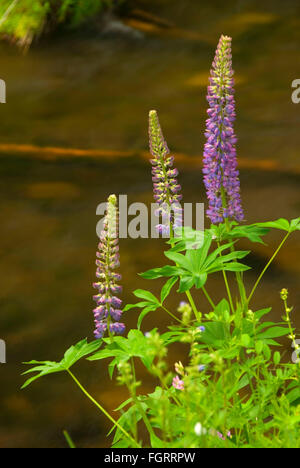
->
[[202, 286, 216, 309], [63, 430, 76, 448], [247, 232, 290, 304], [217, 241, 234, 314], [161, 305, 183, 324], [185, 290, 201, 322], [131, 357, 156, 439], [67, 369, 140, 448]]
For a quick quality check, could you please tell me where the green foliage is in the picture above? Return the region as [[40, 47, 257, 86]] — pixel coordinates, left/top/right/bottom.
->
[[0, 0, 50, 46], [0, 0, 123, 45], [22, 338, 102, 388], [141, 233, 250, 293], [22, 218, 300, 448]]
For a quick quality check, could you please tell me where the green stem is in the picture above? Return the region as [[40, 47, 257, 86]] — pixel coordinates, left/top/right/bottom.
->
[[169, 234, 200, 323], [161, 305, 183, 324], [67, 369, 140, 448], [224, 218, 247, 310], [202, 286, 215, 309], [130, 358, 156, 439], [217, 241, 234, 314], [247, 232, 290, 304], [185, 290, 201, 322], [63, 430, 76, 449]]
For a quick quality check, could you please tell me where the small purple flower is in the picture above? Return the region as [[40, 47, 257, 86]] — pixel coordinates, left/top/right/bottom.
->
[[172, 375, 184, 391], [198, 364, 206, 372], [93, 195, 125, 339], [149, 110, 183, 235], [203, 35, 244, 224], [198, 326, 205, 332], [110, 322, 125, 334]]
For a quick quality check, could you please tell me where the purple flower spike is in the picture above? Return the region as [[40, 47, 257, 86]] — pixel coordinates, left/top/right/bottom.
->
[[92, 195, 125, 339], [203, 35, 244, 224], [148, 110, 182, 235]]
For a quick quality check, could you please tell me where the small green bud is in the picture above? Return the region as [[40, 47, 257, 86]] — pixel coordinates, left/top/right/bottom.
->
[[280, 288, 288, 301]]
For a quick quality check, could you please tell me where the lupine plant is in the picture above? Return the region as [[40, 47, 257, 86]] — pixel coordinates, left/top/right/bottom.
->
[[22, 35, 300, 448]]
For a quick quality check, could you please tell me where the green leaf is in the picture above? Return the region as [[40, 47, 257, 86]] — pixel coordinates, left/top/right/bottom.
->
[[140, 265, 181, 279], [255, 308, 272, 320], [229, 225, 270, 244], [257, 326, 289, 339], [22, 339, 102, 389], [241, 334, 251, 347], [123, 301, 150, 312], [61, 339, 103, 369], [160, 277, 178, 303], [164, 251, 191, 270], [137, 304, 158, 329], [191, 231, 213, 269], [273, 351, 281, 365], [89, 330, 156, 371], [263, 343, 271, 360], [290, 217, 300, 232], [194, 273, 208, 289], [209, 262, 250, 273], [178, 275, 195, 293], [214, 299, 230, 318], [202, 242, 234, 269], [150, 433, 166, 448], [257, 218, 290, 232], [199, 322, 229, 348], [287, 387, 300, 404], [255, 341, 264, 354], [133, 289, 159, 304]]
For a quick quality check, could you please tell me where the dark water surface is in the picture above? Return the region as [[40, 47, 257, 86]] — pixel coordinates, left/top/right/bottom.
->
[[0, 0, 299, 448]]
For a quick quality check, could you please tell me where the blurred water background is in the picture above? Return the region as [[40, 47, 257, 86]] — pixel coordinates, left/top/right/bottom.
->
[[0, 0, 299, 448]]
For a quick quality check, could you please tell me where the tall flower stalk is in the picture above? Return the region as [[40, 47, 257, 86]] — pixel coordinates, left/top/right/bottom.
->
[[92, 194, 125, 338], [148, 110, 183, 236], [203, 35, 244, 225], [148, 110, 201, 320]]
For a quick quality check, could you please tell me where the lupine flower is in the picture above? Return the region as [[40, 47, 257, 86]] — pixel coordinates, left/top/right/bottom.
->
[[92, 194, 125, 339], [203, 35, 244, 224], [172, 375, 184, 391], [148, 110, 183, 235]]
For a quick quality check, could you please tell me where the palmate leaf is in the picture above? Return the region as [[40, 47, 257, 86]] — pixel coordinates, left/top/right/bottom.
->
[[88, 329, 157, 373], [123, 280, 178, 330], [167, 226, 206, 252], [256, 218, 290, 231], [140, 265, 182, 280], [256, 217, 300, 233], [141, 237, 250, 293], [22, 338, 102, 389], [229, 225, 270, 244]]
